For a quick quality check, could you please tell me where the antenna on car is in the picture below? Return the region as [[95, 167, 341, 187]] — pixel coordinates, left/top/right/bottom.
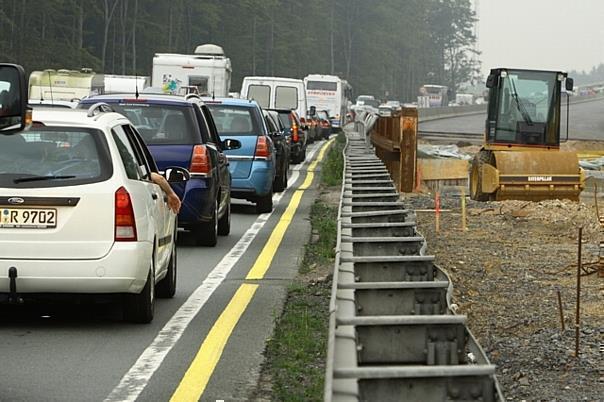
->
[[135, 70, 140, 99], [48, 70, 55, 105]]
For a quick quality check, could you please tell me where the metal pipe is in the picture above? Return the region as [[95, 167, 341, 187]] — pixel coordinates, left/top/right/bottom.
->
[[556, 288, 565, 331], [575, 227, 582, 357]]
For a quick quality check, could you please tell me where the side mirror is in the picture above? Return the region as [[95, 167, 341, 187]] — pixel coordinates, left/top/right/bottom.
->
[[309, 106, 316, 116], [0, 64, 30, 134], [486, 74, 498, 89], [565, 77, 574, 92], [164, 166, 191, 182], [222, 138, 241, 150]]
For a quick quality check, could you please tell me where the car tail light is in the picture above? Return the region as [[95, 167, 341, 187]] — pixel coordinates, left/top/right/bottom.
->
[[115, 187, 137, 241], [290, 116, 299, 143], [190, 144, 212, 175], [255, 136, 271, 159]]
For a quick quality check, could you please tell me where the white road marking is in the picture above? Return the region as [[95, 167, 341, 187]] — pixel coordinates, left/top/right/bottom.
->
[[105, 140, 325, 402]]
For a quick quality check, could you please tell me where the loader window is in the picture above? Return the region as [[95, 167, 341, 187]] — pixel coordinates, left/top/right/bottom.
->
[[493, 71, 558, 146]]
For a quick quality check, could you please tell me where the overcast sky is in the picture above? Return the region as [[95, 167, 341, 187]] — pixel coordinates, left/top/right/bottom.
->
[[477, 0, 604, 77]]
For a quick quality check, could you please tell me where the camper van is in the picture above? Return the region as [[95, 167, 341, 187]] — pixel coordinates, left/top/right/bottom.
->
[[240, 76, 307, 119], [29, 69, 149, 101], [152, 44, 232, 97]]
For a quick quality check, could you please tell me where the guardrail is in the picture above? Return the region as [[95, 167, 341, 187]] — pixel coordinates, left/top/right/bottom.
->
[[324, 125, 504, 401]]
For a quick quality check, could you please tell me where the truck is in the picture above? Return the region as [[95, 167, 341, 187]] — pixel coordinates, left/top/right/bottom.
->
[[152, 44, 232, 97]]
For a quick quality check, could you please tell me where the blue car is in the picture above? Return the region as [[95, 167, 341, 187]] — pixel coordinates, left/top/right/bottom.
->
[[79, 94, 238, 246], [203, 98, 276, 213]]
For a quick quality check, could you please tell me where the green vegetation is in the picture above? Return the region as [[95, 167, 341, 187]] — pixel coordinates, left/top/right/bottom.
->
[[0, 0, 478, 99], [259, 134, 344, 401], [321, 132, 346, 187]]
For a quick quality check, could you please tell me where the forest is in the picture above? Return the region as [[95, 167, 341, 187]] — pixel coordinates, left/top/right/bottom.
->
[[0, 0, 479, 101]]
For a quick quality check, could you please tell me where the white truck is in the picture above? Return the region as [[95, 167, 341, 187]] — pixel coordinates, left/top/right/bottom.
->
[[152, 44, 232, 97]]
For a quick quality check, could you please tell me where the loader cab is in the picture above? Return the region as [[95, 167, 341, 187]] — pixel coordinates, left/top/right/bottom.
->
[[0, 64, 30, 134], [485, 68, 573, 149]]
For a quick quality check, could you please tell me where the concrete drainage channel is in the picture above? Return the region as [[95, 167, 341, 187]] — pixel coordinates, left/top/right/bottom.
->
[[324, 129, 504, 402]]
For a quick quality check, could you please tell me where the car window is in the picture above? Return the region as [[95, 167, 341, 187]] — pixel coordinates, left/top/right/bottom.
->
[[108, 103, 199, 145], [275, 86, 297, 110], [277, 113, 292, 129], [0, 127, 112, 188], [264, 115, 277, 133], [247, 85, 270, 108], [206, 105, 262, 136], [191, 104, 211, 143], [112, 125, 145, 180], [125, 124, 159, 174], [199, 104, 222, 147]]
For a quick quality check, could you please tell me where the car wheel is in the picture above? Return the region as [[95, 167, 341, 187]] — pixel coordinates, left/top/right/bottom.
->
[[124, 263, 155, 323], [256, 190, 273, 213], [217, 195, 231, 236], [273, 169, 286, 193], [195, 199, 218, 247], [156, 230, 177, 298]]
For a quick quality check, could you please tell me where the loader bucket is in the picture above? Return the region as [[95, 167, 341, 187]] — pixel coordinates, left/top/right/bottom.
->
[[491, 151, 583, 201]]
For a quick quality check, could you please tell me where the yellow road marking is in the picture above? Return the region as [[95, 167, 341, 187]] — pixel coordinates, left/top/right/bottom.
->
[[247, 138, 334, 280], [169, 284, 258, 402], [169, 139, 334, 401]]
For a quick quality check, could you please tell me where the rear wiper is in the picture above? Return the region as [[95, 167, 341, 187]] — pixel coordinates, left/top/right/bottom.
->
[[509, 78, 533, 125], [14, 175, 77, 183]]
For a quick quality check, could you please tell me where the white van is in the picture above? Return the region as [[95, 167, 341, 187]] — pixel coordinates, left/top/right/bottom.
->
[[240, 76, 307, 118], [152, 44, 231, 97]]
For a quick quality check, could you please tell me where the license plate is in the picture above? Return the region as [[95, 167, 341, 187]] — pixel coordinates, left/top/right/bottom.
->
[[0, 208, 57, 228]]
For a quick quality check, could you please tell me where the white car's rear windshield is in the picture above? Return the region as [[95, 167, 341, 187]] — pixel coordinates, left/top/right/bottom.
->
[[0, 128, 112, 188], [207, 105, 262, 136]]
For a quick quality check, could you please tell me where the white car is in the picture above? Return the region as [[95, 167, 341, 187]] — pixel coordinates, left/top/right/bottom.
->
[[0, 103, 188, 323]]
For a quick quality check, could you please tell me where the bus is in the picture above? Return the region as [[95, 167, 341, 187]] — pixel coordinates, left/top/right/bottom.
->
[[418, 84, 449, 107], [304, 74, 352, 130]]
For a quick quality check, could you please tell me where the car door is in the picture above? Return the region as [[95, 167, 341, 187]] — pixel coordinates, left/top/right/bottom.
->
[[200, 104, 230, 212], [112, 124, 169, 275]]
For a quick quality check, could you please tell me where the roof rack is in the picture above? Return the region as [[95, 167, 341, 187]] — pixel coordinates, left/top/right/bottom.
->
[[87, 102, 114, 117]]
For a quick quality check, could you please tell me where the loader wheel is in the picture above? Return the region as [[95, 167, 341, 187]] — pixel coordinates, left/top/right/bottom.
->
[[470, 151, 492, 201]]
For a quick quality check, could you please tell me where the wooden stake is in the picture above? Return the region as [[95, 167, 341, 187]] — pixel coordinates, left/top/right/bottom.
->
[[461, 188, 467, 232], [435, 191, 441, 233], [556, 288, 565, 331]]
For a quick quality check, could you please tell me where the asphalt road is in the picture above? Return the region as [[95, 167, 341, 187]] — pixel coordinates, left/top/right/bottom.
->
[[0, 139, 331, 402], [419, 97, 604, 140]]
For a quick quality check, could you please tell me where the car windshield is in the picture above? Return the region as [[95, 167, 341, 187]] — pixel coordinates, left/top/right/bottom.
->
[[0, 127, 112, 188], [107, 103, 197, 145], [206, 105, 261, 136]]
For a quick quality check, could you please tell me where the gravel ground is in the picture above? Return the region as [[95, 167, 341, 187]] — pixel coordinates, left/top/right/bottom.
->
[[405, 193, 603, 401]]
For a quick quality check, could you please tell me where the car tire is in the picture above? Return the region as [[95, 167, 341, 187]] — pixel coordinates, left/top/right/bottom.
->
[[273, 168, 286, 192], [217, 195, 231, 236], [195, 200, 218, 247], [156, 230, 177, 298], [124, 264, 155, 324], [256, 190, 273, 213]]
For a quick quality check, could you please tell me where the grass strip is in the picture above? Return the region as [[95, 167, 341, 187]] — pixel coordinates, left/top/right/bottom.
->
[[259, 132, 345, 401]]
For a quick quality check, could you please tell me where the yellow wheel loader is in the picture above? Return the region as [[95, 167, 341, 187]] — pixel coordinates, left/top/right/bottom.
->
[[470, 68, 584, 201]]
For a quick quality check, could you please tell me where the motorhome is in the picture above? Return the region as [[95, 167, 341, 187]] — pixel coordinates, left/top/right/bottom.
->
[[29, 69, 149, 101], [240, 76, 307, 119], [152, 44, 232, 97]]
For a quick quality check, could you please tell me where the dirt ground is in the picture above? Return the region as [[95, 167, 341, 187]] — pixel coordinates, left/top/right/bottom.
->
[[405, 193, 603, 401]]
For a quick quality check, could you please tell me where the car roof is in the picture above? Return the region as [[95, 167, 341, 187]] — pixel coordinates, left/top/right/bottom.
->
[[79, 93, 197, 107], [32, 108, 130, 129], [201, 97, 259, 108]]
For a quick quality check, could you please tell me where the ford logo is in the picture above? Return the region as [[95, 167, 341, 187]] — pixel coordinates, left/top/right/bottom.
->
[[7, 197, 25, 205]]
